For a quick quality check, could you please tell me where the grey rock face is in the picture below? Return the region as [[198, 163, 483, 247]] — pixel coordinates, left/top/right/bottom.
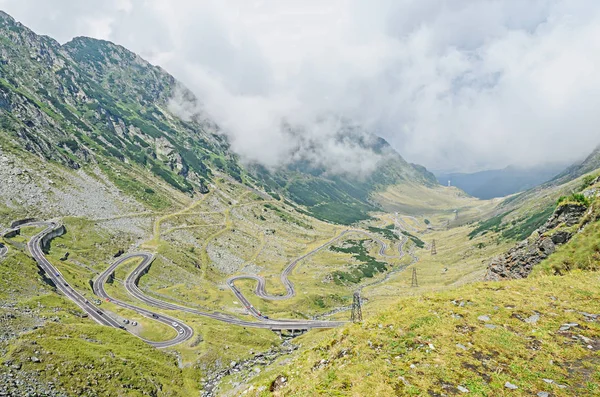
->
[[485, 203, 587, 280]]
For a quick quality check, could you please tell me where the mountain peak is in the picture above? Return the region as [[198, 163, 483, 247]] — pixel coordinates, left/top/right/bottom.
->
[[0, 10, 16, 23]]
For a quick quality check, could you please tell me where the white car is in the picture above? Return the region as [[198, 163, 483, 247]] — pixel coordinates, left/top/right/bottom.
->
[[172, 322, 178, 327], [179, 329, 184, 334]]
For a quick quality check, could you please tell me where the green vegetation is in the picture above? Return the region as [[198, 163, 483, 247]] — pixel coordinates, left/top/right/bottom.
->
[[400, 230, 425, 248], [98, 163, 172, 210], [468, 211, 509, 239], [581, 174, 598, 190], [468, 205, 556, 242], [263, 203, 312, 229], [330, 240, 388, 285], [557, 193, 590, 207], [534, 198, 600, 275], [248, 270, 600, 396], [535, 220, 600, 275], [4, 323, 200, 396], [501, 205, 556, 241], [367, 226, 398, 241]]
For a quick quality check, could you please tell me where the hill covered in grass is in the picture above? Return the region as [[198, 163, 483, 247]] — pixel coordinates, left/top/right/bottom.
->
[[245, 269, 600, 396]]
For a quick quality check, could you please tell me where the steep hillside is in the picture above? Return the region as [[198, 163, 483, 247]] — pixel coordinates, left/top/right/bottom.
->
[[486, 175, 600, 280], [251, 136, 438, 224], [244, 270, 600, 396], [465, 148, 600, 245], [0, 11, 229, 197], [243, 200, 600, 396], [0, 11, 437, 225], [551, 146, 600, 185]]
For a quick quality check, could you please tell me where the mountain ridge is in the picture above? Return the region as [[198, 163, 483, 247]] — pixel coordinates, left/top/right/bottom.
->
[[0, 10, 436, 224]]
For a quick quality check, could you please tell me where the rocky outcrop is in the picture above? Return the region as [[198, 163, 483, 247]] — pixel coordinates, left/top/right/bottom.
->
[[485, 203, 588, 280], [40, 225, 66, 254]]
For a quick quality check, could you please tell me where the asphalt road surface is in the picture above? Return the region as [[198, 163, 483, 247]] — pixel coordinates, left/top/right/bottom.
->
[[227, 228, 410, 319], [93, 253, 193, 348], [122, 253, 344, 329], [12, 219, 416, 347]]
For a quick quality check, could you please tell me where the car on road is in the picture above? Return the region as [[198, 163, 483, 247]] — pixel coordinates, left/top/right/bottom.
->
[[172, 322, 178, 327], [55, 272, 60, 276], [179, 329, 184, 334], [96, 310, 103, 315], [63, 282, 68, 286], [119, 325, 126, 330], [263, 316, 269, 319], [151, 314, 159, 319]]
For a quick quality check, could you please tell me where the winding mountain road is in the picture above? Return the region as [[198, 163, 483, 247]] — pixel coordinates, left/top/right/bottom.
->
[[9, 218, 418, 348], [227, 229, 411, 319], [121, 253, 344, 329], [93, 253, 194, 348], [5, 221, 192, 348]]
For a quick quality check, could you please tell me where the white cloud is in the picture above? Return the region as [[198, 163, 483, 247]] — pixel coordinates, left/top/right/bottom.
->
[[2, 0, 600, 172]]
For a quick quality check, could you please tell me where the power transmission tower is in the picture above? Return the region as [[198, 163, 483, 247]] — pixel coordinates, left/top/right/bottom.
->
[[431, 239, 437, 255], [351, 292, 362, 323], [411, 267, 418, 288]]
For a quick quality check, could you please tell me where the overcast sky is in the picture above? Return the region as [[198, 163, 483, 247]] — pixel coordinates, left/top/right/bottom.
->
[[2, 0, 600, 173]]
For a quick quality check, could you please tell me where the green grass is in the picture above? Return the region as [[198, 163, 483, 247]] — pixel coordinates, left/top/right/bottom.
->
[[468, 211, 510, 239], [557, 193, 590, 207], [400, 230, 425, 248], [501, 205, 556, 241], [329, 239, 388, 285], [533, 211, 600, 276], [247, 270, 600, 396], [367, 226, 399, 241], [3, 322, 201, 396], [98, 162, 172, 210]]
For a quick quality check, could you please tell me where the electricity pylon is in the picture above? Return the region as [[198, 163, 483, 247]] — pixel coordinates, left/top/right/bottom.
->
[[431, 239, 437, 255], [411, 268, 419, 288], [351, 292, 362, 323]]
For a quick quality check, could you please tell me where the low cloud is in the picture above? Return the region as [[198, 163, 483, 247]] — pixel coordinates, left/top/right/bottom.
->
[[3, 0, 600, 173]]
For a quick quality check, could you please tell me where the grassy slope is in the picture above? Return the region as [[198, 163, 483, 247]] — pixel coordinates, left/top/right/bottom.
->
[[470, 171, 599, 242], [246, 270, 600, 396], [533, 194, 600, 277], [0, 231, 200, 396], [240, 187, 600, 396]]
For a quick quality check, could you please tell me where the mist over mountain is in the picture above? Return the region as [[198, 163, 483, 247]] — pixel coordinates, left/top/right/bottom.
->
[[2, 0, 600, 172], [0, 10, 436, 225]]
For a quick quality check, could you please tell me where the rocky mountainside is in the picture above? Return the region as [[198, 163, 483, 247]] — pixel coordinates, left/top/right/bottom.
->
[[486, 176, 600, 280], [0, 11, 436, 225], [551, 145, 600, 185]]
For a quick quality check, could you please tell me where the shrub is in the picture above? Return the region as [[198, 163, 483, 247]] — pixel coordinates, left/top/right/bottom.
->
[[557, 193, 589, 207]]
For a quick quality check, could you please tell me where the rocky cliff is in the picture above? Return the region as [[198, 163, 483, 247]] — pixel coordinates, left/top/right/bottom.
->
[[486, 177, 600, 280]]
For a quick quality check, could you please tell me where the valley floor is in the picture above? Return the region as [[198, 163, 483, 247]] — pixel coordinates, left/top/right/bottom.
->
[[2, 169, 598, 396]]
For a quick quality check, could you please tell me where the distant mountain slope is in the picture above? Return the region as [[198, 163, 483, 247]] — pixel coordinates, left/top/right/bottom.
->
[[436, 164, 567, 199], [466, 146, 600, 243], [0, 11, 435, 224], [550, 145, 600, 185], [251, 136, 438, 224]]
